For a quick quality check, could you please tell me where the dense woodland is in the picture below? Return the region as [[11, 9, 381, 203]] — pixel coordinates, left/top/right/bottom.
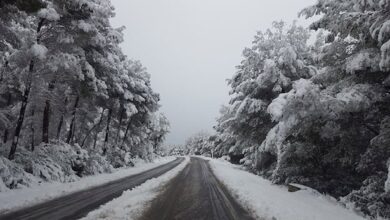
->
[[0, 0, 169, 190], [1, 0, 390, 219], [184, 0, 390, 218]]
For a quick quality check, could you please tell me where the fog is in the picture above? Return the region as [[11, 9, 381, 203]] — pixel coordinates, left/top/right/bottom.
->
[[110, 0, 316, 145]]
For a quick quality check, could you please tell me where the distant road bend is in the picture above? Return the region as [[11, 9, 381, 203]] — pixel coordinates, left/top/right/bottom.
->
[[0, 157, 184, 220], [141, 157, 254, 220]]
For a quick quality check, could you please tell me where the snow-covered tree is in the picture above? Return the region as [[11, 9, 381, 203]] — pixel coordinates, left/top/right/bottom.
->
[[0, 0, 169, 190], [209, 1, 389, 218], [185, 131, 214, 156], [149, 113, 170, 153], [293, 1, 390, 217], [216, 21, 315, 168], [0, 1, 41, 148]]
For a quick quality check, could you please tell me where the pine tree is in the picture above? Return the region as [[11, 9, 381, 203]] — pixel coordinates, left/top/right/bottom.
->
[[0, 0, 169, 189], [217, 22, 315, 169]]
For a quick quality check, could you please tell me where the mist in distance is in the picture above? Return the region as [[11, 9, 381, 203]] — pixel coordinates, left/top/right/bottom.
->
[[111, 0, 316, 145]]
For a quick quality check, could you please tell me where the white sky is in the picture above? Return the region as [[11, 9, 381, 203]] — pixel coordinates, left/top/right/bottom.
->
[[110, 0, 317, 145]]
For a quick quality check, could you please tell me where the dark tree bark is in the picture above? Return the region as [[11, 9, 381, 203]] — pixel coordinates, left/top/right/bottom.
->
[[8, 61, 33, 160], [42, 100, 50, 143], [56, 97, 68, 140], [0, 59, 9, 82], [93, 109, 106, 149], [56, 115, 64, 139], [66, 95, 79, 144], [81, 109, 105, 148], [8, 18, 45, 160], [121, 118, 132, 148], [3, 129, 8, 144], [42, 80, 55, 143], [6, 92, 11, 105], [102, 108, 112, 155], [30, 108, 35, 151], [3, 93, 11, 144], [115, 107, 125, 145]]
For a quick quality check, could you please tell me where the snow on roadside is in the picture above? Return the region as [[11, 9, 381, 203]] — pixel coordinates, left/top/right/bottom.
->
[[81, 157, 190, 220], [0, 156, 176, 214], [204, 157, 367, 220]]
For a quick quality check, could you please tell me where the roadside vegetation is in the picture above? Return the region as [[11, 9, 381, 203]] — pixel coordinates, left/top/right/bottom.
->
[[0, 0, 169, 191], [183, 1, 390, 218]]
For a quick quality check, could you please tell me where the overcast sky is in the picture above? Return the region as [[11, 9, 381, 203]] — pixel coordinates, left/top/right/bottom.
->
[[110, 0, 317, 145]]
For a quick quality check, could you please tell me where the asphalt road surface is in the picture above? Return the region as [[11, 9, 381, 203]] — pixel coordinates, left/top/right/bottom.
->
[[140, 157, 254, 220], [0, 157, 184, 220]]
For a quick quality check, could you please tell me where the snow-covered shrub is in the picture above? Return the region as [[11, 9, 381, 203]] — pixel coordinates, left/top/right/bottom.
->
[[84, 153, 113, 175], [106, 147, 131, 169], [14, 142, 87, 182], [0, 157, 39, 191]]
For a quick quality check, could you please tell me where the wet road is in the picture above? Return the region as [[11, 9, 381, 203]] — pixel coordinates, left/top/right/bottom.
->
[[0, 157, 184, 220], [140, 157, 254, 220]]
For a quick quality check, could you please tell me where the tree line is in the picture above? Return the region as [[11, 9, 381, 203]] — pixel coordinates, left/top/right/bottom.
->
[[0, 0, 169, 187], [185, 0, 390, 218]]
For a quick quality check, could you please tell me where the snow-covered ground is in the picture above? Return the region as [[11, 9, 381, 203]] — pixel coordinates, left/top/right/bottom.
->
[[0, 156, 176, 214], [204, 157, 367, 220], [81, 157, 190, 220]]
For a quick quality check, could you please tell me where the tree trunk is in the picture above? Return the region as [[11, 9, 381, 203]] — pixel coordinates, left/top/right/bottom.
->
[[42, 100, 50, 143], [3, 93, 11, 144], [6, 93, 11, 105], [9, 79, 31, 160], [93, 109, 106, 149], [56, 115, 64, 140], [31, 125, 35, 151], [42, 81, 55, 143], [82, 109, 105, 148], [56, 98, 68, 140], [3, 129, 8, 144], [66, 95, 79, 144], [0, 58, 9, 82], [121, 119, 132, 148], [115, 108, 125, 145], [30, 108, 35, 151], [8, 60, 34, 160], [102, 108, 112, 155], [8, 18, 45, 160]]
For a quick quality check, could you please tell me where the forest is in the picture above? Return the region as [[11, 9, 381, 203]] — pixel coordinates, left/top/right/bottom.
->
[[0, 0, 169, 191], [0, 0, 390, 219], [183, 0, 390, 218]]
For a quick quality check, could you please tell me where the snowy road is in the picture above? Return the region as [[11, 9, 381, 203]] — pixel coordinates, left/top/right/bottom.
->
[[0, 157, 184, 220], [140, 157, 253, 220]]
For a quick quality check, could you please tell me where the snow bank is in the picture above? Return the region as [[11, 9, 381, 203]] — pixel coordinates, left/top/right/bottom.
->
[[0, 156, 176, 214], [206, 157, 367, 220], [81, 157, 190, 220]]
